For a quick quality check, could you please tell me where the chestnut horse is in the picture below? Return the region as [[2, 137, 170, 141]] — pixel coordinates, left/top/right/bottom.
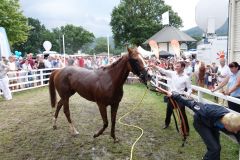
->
[[49, 48, 150, 142]]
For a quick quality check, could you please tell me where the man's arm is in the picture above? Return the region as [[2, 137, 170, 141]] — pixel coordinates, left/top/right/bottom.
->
[[152, 65, 173, 77], [212, 76, 230, 92], [156, 86, 196, 110], [171, 92, 196, 110]]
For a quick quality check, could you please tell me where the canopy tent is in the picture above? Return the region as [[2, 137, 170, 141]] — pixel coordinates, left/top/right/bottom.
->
[[137, 46, 173, 59], [144, 26, 196, 44], [137, 46, 155, 58]]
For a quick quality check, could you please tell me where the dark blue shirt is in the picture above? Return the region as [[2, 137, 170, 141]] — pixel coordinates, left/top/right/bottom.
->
[[171, 92, 230, 128]]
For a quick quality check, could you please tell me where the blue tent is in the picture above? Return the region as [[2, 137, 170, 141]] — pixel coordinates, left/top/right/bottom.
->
[[0, 27, 11, 59]]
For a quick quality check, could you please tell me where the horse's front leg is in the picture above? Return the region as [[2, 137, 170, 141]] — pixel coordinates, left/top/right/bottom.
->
[[94, 104, 108, 138], [111, 104, 119, 143]]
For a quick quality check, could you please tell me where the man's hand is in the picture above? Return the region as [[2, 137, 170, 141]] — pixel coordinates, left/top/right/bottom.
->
[[185, 93, 192, 99], [148, 63, 157, 69], [211, 88, 216, 92], [223, 90, 230, 96], [156, 87, 172, 97]]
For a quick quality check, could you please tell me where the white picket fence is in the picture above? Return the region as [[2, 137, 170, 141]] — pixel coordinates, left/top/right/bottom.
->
[[0, 68, 59, 94], [154, 75, 240, 107]]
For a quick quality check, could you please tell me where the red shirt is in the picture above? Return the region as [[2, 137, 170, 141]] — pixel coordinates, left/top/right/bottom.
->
[[79, 57, 84, 67], [28, 58, 34, 68]]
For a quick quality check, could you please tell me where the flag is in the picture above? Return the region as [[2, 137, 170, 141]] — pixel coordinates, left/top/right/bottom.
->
[[171, 39, 180, 58], [162, 11, 169, 25], [149, 40, 159, 59], [217, 51, 225, 59]]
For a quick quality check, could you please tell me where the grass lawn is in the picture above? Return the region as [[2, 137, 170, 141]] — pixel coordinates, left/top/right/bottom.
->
[[0, 84, 238, 160]]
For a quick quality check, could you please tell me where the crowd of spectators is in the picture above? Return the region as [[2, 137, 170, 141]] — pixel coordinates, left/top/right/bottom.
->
[[1, 53, 120, 90], [2, 53, 120, 71]]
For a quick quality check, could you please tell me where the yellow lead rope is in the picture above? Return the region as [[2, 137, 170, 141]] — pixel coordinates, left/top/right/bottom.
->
[[118, 88, 148, 160]]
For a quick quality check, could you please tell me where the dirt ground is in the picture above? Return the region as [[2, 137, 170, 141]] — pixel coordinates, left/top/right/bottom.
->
[[0, 84, 238, 160]]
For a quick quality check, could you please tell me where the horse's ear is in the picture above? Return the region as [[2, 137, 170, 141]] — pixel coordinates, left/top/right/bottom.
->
[[127, 47, 132, 54]]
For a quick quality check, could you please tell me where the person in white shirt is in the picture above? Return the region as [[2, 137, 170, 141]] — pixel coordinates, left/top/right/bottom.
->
[[153, 61, 192, 136], [184, 59, 193, 79], [0, 59, 12, 100], [22, 59, 33, 87], [217, 58, 231, 106], [7, 55, 18, 90], [44, 56, 52, 69], [218, 59, 231, 83], [85, 58, 92, 69]]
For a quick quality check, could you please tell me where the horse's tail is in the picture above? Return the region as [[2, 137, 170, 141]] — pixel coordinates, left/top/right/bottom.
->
[[49, 70, 58, 108]]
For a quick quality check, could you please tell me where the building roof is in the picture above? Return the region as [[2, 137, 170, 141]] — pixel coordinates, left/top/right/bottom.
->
[[144, 26, 196, 44]]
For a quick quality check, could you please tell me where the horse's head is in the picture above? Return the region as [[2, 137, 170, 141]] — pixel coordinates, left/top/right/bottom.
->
[[127, 47, 152, 85]]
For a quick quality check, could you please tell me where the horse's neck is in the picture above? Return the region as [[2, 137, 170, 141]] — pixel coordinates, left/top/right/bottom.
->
[[108, 57, 130, 87]]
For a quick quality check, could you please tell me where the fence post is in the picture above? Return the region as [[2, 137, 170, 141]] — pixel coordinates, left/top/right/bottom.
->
[[40, 70, 44, 86], [156, 75, 159, 87], [198, 90, 203, 103]]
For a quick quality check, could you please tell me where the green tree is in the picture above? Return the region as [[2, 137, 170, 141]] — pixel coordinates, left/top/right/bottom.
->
[[14, 22, 95, 56], [112, 46, 125, 55], [41, 28, 60, 53], [110, 0, 182, 46], [81, 43, 95, 55], [0, 0, 30, 46], [13, 18, 59, 56], [56, 25, 95, 54], [93, 37, 114, 54], [187, 36, 202, 49]]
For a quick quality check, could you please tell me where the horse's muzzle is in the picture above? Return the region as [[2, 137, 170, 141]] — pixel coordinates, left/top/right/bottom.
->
[[139, 70, 152, 86]]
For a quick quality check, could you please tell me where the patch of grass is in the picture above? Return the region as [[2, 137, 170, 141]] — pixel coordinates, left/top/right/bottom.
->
[[0, 84, 238, 160]]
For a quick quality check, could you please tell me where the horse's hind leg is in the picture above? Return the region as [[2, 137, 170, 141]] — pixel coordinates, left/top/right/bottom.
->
[[94, 104, 108, 138], [53, 99, 63, 129], [63, 98, 79, 136], [111, 104, 119, 142]]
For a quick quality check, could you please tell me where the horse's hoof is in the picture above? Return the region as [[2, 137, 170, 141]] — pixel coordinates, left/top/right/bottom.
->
[[72, 133, 79, 137], [53, 125, 57, 130], [93, 134, 98, 138], [71, 130, 79, 136], [114, 138, 119, 143]]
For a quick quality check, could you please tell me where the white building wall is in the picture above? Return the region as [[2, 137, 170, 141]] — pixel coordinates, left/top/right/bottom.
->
[[228, 0, 240, 63], [158, 42, 176, 54]]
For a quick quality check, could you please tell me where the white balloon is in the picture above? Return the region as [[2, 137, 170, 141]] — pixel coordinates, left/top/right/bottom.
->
[[43, 41, 52, 51], [195, 0, 228, 32]]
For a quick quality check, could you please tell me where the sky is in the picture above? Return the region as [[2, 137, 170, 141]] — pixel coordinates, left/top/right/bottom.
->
[[19, 0, 199, 37], [164, 0, 199, 30]]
